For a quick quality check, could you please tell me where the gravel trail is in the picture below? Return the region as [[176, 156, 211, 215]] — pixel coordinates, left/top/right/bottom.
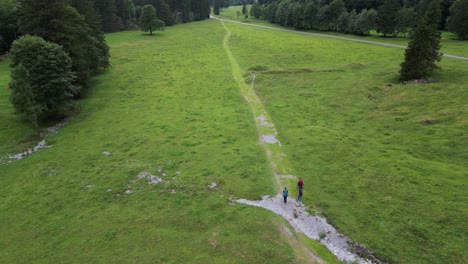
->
[[237, 195, 379, 264]]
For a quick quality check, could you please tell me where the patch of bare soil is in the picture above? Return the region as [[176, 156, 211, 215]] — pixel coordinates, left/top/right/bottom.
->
[[261, 134, 282, 145]]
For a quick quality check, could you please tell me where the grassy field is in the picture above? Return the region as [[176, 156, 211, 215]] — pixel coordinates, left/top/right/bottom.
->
[[0, 14, 467, 264], [218, 5, 468, 58], [220, 13, 467, 264], [0, 22, 339, 263]]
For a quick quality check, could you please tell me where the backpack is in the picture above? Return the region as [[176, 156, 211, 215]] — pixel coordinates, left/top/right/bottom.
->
[[298, 179, 303, 187]]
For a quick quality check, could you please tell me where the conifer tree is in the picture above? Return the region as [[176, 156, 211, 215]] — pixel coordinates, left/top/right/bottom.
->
[[242, 0, 248, 18], [376, 0, 400, 36], [213, 0, 221, 15], [94, 0, 123, 32], [400, 0, 442, 81], [447, 0, 468, 40]]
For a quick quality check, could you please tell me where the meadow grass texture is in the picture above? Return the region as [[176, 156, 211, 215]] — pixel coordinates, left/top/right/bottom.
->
[[221, 18, 467, 263], [0, 22, 337, 263], [0, 16, 466, 263]]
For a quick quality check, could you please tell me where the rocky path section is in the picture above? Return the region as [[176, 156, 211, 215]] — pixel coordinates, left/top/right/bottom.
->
[[237, 195, 382, 264]]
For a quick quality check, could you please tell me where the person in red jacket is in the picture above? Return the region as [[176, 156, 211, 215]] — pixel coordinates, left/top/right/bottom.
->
[[297, 178, 304, 190]]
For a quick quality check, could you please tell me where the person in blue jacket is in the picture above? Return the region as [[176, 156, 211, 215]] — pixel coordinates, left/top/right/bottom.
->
[[283, 187, 288, 203]]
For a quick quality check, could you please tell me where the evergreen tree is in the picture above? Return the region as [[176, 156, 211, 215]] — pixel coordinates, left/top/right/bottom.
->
[[0, 0, 19, 53], [395, 7, 417, 37], [9, 35, 77, 131], [440, 0, 455, 30], [275, 0, 291, 26], [447, 0, 468, 40], [95, 0, 123, 32], [400, 0, 442, 81], [242, 1, 248, 18], [71, 0, 103, 31], [291, 2, 304, 29], [250, 1, 263, 18], [316, 0, 346, 31], [264, 2, 278, 23], [355, 8, 377, 35], [303, 0, 319, 29], [70, 0, 110, 73], [376, 0, 400, 36], [191, 0, 209, 20], [152, 0, 176, 26], [116, 0, 137, 29], [214, 0, 221, 15], [180, 0, 192, 23], [347, 9, 358, 33], [337, 11, 350, 33]]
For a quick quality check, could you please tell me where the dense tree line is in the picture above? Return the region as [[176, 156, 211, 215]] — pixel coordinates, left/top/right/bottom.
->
[[253, 0, 468, 40]]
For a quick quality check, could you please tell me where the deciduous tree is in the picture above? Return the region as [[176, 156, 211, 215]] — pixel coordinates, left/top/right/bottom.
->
[[9, 35, 77, 132], [139, 4, 165, 34]]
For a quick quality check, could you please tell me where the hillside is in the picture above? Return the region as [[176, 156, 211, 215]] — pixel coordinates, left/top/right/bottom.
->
[[1, 18, 467, 263]]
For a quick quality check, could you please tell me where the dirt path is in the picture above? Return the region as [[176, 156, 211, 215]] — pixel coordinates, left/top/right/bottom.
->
[[220, 20, 381, 264], [213, 16, 468, 61]]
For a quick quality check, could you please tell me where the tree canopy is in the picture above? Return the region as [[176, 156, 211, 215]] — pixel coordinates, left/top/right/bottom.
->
[[9, 35, 77, 131], [19, 0, 110, 95], [139, 4, 165, 35], [447, 0, 468, 40]]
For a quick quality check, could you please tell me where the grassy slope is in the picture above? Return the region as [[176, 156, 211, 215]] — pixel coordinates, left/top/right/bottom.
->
[[0, 60, 37, 156], [0, 22, 337, 263], [221, 15, 467, 264], [218, 5, 468, 58]]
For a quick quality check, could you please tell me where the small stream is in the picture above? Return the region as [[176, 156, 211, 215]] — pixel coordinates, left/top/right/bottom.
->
[[1, 119, 70, 165]]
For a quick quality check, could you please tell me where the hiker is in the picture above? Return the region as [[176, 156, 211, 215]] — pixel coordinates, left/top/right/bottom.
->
[[283, 187, 288, 203], [297, 188, 303, 203], [297, 177, 304, 190]]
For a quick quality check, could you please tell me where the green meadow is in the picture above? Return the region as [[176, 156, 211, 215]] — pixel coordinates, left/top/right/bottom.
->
[[218, 5, 468, 57], [0, 21, 337, 263], [220, 11, 467, 263], [1, 15, 467, 264]]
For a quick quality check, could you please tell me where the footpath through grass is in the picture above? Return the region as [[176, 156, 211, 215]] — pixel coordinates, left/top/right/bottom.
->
[[0, 22, 337, 263], [221, 17, 468, 263]]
